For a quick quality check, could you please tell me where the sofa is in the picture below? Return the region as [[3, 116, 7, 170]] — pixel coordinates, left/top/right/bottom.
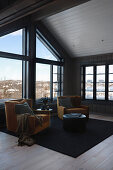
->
[[57, 96, 89, 120]]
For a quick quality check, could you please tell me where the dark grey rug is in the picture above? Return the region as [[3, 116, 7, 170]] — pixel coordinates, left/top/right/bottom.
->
[[34, 117, 113, 158]]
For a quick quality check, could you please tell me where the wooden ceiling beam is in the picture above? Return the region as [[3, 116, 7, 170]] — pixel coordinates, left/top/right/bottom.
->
[[31, 0, 90, 21], [0, 0, 53, 27], [0, 0, 90, 28]]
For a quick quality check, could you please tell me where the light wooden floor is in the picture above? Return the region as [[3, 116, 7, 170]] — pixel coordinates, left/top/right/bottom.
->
[[0, 114, 113, 170]]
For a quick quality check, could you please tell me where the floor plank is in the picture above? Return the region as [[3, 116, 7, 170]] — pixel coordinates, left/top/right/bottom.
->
[[0, 114, 113, 170]]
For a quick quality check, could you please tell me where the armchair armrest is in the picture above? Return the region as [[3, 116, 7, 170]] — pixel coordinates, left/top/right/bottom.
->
[[16, 114, 36, 133], [80, 105, 89, 119], [28, 115, 35, 131], [80, 105, 89, 111], [57, 106, 66, 119], [28, 114, 44, 131], [58, 106, 65, 113]]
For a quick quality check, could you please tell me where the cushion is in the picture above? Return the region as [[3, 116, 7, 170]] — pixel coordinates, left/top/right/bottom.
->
[[15, 102, 33, 115], [59, 97, 72, 109], [71, 96, 81, 107], [65, 108, 87, 114]]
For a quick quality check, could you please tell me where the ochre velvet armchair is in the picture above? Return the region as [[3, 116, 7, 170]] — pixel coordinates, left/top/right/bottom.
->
[[57, 96, 89, 120], [5, 99, 50, 135]]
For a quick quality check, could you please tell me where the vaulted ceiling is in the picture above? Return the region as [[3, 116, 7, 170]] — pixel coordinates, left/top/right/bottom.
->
[[42, 0, 113, 57], [0, 0, 113, 58]]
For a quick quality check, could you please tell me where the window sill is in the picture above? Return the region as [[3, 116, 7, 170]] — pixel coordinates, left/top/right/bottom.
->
[[82, 99, 113, 104]]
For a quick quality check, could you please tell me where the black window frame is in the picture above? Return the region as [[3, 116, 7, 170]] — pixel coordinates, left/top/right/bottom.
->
[[81, 64, 113, 101], [0, 28, 27, 100], [0, 26, 64, 102], [35, 29, 64, 101]]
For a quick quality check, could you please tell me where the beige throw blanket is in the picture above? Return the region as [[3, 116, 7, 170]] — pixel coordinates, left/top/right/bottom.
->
[[16, 113, 42, 146]]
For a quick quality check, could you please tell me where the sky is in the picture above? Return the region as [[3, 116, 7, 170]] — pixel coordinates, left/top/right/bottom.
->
[[0, 29, 57, 81], [0, 29, 22, 54]]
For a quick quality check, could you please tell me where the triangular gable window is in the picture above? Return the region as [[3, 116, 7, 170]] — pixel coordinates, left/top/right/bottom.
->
[[36, 37, 57, 61]]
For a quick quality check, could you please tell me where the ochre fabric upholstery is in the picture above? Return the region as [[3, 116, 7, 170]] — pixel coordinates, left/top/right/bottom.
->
[[57, 96, 89, 120], [5, 99, 50, 135]]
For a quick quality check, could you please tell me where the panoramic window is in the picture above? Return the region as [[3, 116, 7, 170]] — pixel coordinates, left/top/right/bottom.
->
[[108, 65, 113, 100], [96, 65, 105, 100], [0, 58, 22, 99], [0, 29, 23, 55], [36, 63, 50, 99], [36, 31, 64, 100], [36, 37, 57, 61], [36, 64, 63, 100], [85, 66, 93, 99], [82, 64, 113, 101]]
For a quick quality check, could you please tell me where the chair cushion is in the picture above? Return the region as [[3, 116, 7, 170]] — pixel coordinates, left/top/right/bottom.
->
[[65, 108, 87, 114], [15, 102, 33, 115], [71, 96, 81, 107], [59, 97, 72, 109]]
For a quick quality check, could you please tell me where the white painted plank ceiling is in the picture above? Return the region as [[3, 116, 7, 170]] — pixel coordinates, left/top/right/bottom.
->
[[43, 0, 113, 57]]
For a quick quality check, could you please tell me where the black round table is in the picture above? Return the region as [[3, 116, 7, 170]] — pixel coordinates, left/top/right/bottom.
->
[[63, 113, 87, 132]]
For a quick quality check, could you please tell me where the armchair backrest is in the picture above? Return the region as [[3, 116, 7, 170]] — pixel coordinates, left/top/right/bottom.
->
[[5, 99, 32, 132], [70, 96, 81, 107], [57, 96, 81, 108]]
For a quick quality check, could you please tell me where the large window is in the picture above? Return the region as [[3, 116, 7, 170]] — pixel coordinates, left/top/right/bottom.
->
[[108, 65, 113, 100], [0, 29, 23, 55], [36, 63, 50, 99], [0, 58, 22, 99], [96, 65, 105, 100], [0, 27, 63, 102], [0, 29, 24, 101], [36, 32, 64, 100], [82, 64, 113, 101], [85, 66, 93, 99], [36, 64, 63, 99], [36, 36, 57, 61], [53, 66, 64, 98]]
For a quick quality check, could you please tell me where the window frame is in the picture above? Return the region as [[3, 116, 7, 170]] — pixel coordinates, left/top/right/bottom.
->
[[0, 28, 26, 100], [35, 29, 64, 101], [81, 64, 113, 102], [0, 26, 64, 102], [85, 66, 94, 99]]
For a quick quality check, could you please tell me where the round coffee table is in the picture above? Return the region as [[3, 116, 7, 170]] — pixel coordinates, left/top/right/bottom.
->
[[63, 113, 87, 132]]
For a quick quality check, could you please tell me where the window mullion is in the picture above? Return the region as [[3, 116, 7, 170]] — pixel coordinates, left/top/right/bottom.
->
[[59, 66, 61, 96], [50, 65, 53, 101], [83, 66, 85, 99], [22, 28, 27, 98], [105, 65, 108, 100], [93, 66, 96, 100]]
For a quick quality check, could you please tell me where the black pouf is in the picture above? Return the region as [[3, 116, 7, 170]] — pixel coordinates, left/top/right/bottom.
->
[[63, 113, 87, 132]]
